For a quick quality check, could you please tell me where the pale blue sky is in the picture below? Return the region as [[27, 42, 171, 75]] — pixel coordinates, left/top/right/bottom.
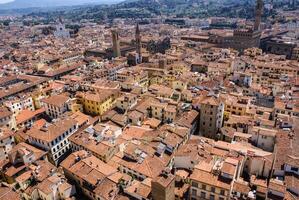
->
[[0, 0, 122, 4], [0, 0, 14, 3]]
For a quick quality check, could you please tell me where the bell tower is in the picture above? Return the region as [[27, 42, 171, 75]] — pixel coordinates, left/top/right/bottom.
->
[[111, 29, 121, 58], [135, 23, 142, 64], [254, 0, 263, 31]]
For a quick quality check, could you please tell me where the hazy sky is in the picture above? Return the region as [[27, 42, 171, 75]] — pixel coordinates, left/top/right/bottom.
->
[[0, 0, 122, 4], [0, 0, 14, 3]]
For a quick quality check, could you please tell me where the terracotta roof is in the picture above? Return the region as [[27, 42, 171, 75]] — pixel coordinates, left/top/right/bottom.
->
[[250, 176, 267, 194], [125, 180, 151, 199], [37, 176, 60, 195], [61, 150, 118, 184], [15, 170, 32, 183], [119, 155, 167, 179], [268, 179, 286, 193], [221, 162, 236, 176], [41, 94, 69, 107], [94, 178, 118, 200], [16, 108, 45, 125], [11, 141, 46, 159], [27, 118, 77, 142], [69, 111, 91, 126], [0, 107, 12, 119], [252, 127, 277, 137], [152, 173, 175, 188], [175, 109, 199, 128], [198, 95, 222, 106], [121, 126, 152, 140], [233, 179, 250, 194], [0, 129, 14, 140], [33, 119, 47, 129], [190, 168, 232, 190], [285, 155, 299, 168], [143, 118, 161, 129], [30, 160, 56, 182], [0, 186, 20, 200]]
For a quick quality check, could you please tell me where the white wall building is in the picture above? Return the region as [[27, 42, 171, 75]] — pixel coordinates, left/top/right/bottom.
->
[[0, 129, 15, 160], [27, 118, 78, 165], [251, 127, 276, 152], [42, 94, 70, 119], [4, 96, 34, 115]]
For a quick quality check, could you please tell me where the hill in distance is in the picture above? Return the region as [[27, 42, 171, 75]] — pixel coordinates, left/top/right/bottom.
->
[[0, 0, 123, 10]]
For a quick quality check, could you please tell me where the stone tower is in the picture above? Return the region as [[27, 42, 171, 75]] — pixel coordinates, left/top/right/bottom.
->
[[151, 172, 175, 200], [135, 23, 142, 64], [111, 29, 121, 58], [254, 0, 263, 31], [291, 0, 296, 9]]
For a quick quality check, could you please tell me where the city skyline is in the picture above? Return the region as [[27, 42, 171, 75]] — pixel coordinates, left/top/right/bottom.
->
[[0, 0, 298, 199]]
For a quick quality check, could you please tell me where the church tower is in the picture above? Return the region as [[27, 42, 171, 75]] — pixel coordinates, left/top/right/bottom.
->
[[254, 0, 263, 31], [111, 29, 121, 58], [135, 23, 142, 64], [291, 0, 296, 9], [54, 17, 70, 39]]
